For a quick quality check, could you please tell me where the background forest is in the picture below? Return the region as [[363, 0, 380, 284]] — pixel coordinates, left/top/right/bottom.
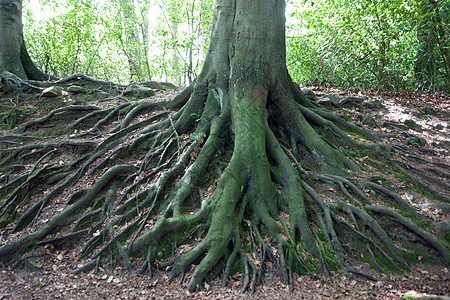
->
[[23, 0, 449, 92]]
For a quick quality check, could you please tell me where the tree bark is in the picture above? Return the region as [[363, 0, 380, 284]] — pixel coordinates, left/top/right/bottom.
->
[[0, 0, 49, 80], [120, 0, 152, 82]]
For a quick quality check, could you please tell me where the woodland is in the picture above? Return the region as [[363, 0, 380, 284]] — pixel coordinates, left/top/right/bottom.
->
[[0, 0, 449, 299]]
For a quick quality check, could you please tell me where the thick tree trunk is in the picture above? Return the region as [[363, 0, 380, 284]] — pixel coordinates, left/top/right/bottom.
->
[[133, 0, 353, 290], [0, 0, 48, 80], [173, 0, 339, 170]]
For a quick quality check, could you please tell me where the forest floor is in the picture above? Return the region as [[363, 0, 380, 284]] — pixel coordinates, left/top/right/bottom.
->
[[0, 81, 449, 299]]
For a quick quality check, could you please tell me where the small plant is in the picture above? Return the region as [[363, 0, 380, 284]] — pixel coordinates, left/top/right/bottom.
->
[[190, 111, 202, 122], [407, 138, 418, 146]]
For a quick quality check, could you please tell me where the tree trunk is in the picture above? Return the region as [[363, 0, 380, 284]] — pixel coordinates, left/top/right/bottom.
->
[[415, 0, 450, 91], [432, 0, 450, 91], [0, 0, 47, 80], [120, 0, 152, 82], [169, 0, 182, 84], [415, 23, 436, 89]]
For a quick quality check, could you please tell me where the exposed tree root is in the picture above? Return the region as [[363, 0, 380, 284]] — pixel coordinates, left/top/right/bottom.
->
[[1, 84, 448, 294], [17, 105, 101, 132], [25, 73, 126, 90]]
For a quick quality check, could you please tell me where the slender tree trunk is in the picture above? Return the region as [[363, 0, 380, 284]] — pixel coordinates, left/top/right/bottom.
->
[[0, 0, 47, 80], [415, 22, 436, 89], [122, 0, 140, 81], [120, 0, 152, 82], [170, 0, 181, 84], [432, 1, 450, 91], [415, 0, 450, 91]]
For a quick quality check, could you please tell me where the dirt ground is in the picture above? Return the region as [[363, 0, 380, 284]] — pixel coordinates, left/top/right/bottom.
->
[[0, 257, 448, 299]]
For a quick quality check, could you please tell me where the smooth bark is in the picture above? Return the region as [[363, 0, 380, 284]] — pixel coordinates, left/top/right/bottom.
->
[[0, 0, 47, 80]]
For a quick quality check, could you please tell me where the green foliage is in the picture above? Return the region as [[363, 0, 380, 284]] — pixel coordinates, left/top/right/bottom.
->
[[190, 111, 203, 122], [148, 0, 214, 85], [22, 0, 448, 91], [22, 0, 214, 86], [443, 231, 450, 245], [23, 0, 129, 82], [286, 0, 449, 92]]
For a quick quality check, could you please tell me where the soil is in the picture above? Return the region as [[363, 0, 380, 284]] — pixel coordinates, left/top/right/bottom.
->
[[0, 259, 448, 299], [0, 81, 449, 299]]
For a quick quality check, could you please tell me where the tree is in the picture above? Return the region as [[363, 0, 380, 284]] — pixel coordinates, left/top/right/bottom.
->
[[150, 0, 214, 85], [120, 0, 152, 82], [0, 0, 47, 80], [414, 0, 450, 91], [0, 0, 448, 294]]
